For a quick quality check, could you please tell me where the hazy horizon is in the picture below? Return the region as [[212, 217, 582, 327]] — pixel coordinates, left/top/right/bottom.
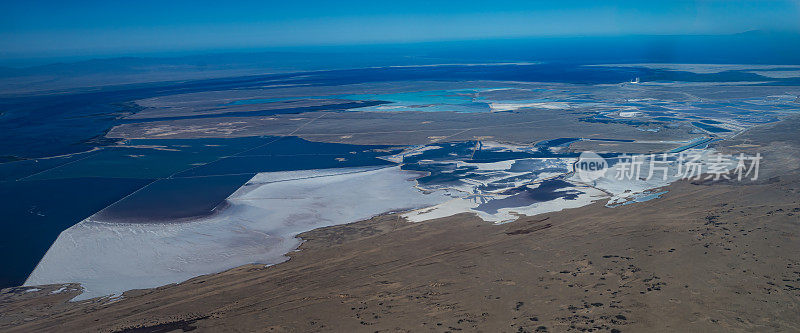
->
[[2, 0, 800, 62], [1, 31, 800, 69]]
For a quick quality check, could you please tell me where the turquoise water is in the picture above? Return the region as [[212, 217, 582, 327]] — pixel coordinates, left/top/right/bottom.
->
[[228, 89, 493, 113], [608, 190, 669, 207], [344, 89, 474, 104], [226, 89, 582, 113]]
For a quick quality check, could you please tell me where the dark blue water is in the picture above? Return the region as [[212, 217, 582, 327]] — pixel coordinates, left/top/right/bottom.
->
[[175, 136, 398, 177], [0, 177, 151, 287], [22, 137, 273, 180], [669, 138, 715, 153], [92, 174, 255, 223], [175, 155, 394, 177], [399, 141, 594, 188], [475, 179, 582, 215], [585, 138, 636, 143], [122, 101, 388, 123], [653, 116, 685, 122], [535, 138, 581, 147], [580, 114, 656, 126], [243, 136, 396, 155], [691, 122, 732, 133], [470, 149, 578, 163], [0, 154, 95, 181]]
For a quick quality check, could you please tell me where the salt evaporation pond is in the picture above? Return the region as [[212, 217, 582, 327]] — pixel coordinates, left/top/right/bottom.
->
[[26, 139, 734, 300]]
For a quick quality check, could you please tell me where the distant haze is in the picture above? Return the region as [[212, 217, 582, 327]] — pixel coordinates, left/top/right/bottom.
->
[[1, 0, 800, 61]]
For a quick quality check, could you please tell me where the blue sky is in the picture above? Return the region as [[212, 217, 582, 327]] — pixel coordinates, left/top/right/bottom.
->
[[1, 0, 799, 59]]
